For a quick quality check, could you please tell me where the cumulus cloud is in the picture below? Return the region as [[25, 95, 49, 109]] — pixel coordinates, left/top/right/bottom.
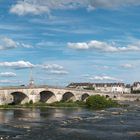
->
[[68, 40, 140, 52], [89, 75, 122, 81], [121, 64, 134, 69], [41, 64, 64, 70], [10, 0, 140, 16], [10, 1, 50, 16], [0, 72, 16, 77], [0, 37, 32, 50], [0, 61, 69, 80], [68, 42, 89, 50], [39, 63, 69, 75], [0, 61, 34, 69], [0, 61, 68, 74], [0, 37, 17, 50]]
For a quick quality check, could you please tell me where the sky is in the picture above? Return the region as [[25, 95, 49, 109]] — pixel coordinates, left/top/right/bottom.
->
[[0, 0, 140, 86]]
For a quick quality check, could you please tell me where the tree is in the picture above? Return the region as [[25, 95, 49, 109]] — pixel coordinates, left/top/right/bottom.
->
[[86, 95, 118, 109]]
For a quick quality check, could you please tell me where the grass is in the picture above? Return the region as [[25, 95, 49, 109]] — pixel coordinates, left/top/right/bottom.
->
[[0, 101, 86, 109], [49, 101, 86, 107]]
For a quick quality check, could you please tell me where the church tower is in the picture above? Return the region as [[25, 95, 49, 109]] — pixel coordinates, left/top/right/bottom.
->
[[29, 67, 35, 87]]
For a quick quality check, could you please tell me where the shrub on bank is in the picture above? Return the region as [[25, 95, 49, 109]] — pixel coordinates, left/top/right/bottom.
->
[[49, 100, 86, 107], [86, 95, 118, 109], [132, 90, 140, 94], [0, 96, 119, 109], [84, 87, 95, 90]]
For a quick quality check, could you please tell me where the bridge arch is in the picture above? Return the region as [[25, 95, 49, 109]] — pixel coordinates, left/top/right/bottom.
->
[[113, 95, 117, 99], [81, 93, 89, 101], [62, 92, 76, 102], [39, 91, 57, 103], [105, 95, 110, 98], [10, 92, 29, 105]]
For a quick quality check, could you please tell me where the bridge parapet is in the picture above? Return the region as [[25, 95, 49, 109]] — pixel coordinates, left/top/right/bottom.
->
[[0, 86, 139, 105]]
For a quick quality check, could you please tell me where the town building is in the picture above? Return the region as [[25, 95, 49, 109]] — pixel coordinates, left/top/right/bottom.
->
[[67, 82, 131, 94], [124, 84, 131, 94], [67, 83, 93, 90], [132, 82, 140, 93], [94, 83, 125, 93]]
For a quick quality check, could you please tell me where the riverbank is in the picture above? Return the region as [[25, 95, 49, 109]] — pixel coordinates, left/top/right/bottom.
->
[[0, 101, 127, 110], [0, 95, 132, 110], [0, 101, 86, 109]]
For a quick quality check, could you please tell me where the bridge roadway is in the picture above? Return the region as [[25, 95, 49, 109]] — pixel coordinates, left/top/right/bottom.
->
[[0, 85, 139, 105]]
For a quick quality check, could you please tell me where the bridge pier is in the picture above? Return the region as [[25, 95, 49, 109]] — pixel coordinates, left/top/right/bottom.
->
[[39, 91, 57, 103], [0, 87, 139, 105]]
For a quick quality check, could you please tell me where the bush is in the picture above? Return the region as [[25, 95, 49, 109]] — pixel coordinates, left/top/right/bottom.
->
[[84, 87, 95, 90], [86, 95, 118, 109], [49, 101, 86, 107], [29, 100, 33, 104], [132, 90, 140, 94]]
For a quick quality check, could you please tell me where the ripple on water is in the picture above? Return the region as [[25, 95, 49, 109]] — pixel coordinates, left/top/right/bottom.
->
[[0, 105, 139, 140]]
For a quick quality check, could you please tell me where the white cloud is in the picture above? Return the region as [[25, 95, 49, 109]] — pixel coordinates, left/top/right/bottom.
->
[[39, 63, 69, 75], [41, 64, 64, 70], [10, 0, 140, 16], [0, 37, 32, 50], [0, 80, 13, 84], [0, 61, 34, 69], [93, 65, 110, 69], [121, 64, 134, 69], [0, 37, 17, 50], [89, 75, 122, 81], [10, 1, 50, 16], [68, 40, 140, 52], [68, 42, 89, 50], [0, 79, 22, 84], [37, 41, 64, 47], [81, 74, 90, 77], [50, 70, 69, 75], [0, 61, 67, 73], [20, 43, 33, 48], [0, 72, 16, 77]]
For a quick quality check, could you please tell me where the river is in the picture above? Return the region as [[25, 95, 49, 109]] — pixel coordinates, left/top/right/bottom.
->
[[0, 103, 140, 140]]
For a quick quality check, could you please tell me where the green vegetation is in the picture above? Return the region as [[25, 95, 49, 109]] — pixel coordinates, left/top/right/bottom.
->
[[86, 95, 119, 110], [84, 87, 95, 90], [23, 101, 86, 108], [0, 95, 120, 110], [132, 90, 140, 94], [49, 100, 86, 107], [0, 102, 49, 109], [0, 104, 15, 109], [29, 100, 33, 104], [0, 101, 86, 109]]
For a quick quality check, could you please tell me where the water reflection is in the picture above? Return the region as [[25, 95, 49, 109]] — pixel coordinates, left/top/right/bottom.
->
[[0, 110, 14, 123], [0, 108, 82, 124], [0, 105, 139, 140]]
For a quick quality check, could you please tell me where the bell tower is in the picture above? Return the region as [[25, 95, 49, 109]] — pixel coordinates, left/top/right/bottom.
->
[[29, 67, 35, 87]]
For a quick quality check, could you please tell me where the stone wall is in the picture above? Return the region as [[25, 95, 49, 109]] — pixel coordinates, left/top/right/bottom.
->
[[0, 87, 139, 105]]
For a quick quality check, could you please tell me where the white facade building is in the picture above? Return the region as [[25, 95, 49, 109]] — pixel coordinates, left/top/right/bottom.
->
[[94, 83, 125, 93], [67, 83, 126, 93], [124, 84, 131, 94], [67, 83, 93, 90], [132, 82, 140, 91]]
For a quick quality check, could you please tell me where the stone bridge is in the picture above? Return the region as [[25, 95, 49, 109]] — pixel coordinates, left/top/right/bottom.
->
[[0, 86, 139, 105]]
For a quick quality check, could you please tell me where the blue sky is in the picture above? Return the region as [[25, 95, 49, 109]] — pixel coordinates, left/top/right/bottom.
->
[[0, 0, 140, 86]]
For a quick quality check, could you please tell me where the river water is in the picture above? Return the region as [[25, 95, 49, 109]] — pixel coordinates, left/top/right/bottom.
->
[[0, 104, 140, 140]]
